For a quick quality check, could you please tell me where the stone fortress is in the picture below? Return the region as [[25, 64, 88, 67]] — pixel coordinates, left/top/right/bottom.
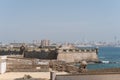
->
[[57, 46, 98, 63], [0, 43, 99, 63], [0, 44, 99, 73]]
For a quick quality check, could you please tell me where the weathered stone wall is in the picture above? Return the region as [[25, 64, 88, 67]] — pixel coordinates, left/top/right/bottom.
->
[[24, 51, 49, 59], [7, 58, 49, 72], [0, 50, 19, 55], [24, 50, 58, 59], [57, 49, 98, 63]]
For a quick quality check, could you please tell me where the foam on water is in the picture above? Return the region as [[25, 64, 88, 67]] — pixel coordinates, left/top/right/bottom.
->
[[87, 47, 120, 70]]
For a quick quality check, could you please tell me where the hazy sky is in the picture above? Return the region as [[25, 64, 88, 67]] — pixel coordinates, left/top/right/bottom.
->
[[0, 0, 120, 43]]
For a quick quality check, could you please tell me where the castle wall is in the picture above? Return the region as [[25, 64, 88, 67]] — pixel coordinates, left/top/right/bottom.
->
[[24, 51, 49, 59], [57, 49, 98, 63], [24, 49, 58, 59]]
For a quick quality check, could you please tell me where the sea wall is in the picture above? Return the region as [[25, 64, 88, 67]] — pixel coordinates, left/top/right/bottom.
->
[[57, 49, 98, 63]]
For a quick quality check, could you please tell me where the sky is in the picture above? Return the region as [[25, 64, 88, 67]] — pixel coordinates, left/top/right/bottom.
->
[[0, 0, 120, 43]]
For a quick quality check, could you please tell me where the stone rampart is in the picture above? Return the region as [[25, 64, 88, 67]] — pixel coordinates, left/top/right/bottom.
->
[[57, 48, 98, 63]]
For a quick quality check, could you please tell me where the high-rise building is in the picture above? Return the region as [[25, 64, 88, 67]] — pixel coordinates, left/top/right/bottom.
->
[[41, 39, 50, 47]]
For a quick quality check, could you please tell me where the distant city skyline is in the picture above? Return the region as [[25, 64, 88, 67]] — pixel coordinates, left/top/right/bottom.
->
[[0, 0, 120, 43]]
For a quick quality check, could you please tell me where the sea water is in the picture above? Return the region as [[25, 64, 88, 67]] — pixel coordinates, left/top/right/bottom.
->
[[87, 47, 120, 70]]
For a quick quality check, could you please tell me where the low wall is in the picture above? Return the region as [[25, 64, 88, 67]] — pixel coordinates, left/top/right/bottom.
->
[[50, 72, 120, 80], [7, 58, 49, 72], [55, 74, 120, 80]]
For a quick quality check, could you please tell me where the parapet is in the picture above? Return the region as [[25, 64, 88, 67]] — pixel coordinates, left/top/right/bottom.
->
[[57, 48, 98, 53]]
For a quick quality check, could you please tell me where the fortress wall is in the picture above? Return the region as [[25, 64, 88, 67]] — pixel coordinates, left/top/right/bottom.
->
[[57, 52, 98, 63], [24, 50, 58, 59], [24, 51, 49, 59]]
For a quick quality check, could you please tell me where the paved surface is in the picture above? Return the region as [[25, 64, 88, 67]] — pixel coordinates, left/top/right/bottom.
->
[[0, 72, 50, 80], [0, 72, 68, 80]]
